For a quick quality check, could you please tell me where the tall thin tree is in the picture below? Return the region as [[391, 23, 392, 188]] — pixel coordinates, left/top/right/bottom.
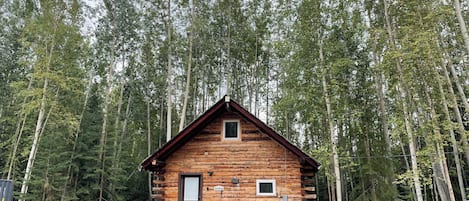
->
[[179, 0, 194, 132], [383, 0, 423, 200], [166, 0, 173, 142]]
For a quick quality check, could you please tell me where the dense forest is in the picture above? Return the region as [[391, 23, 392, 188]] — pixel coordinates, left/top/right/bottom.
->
[[0, 0, 468, 200]]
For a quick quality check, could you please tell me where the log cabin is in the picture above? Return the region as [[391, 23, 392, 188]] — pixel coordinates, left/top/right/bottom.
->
[[140, 96, 320, 201]]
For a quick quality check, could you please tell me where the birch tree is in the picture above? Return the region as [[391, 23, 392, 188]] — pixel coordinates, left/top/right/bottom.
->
[[320, 42, 342, 201], [13, 1, 85, 199], [382, 1, 423, 200], [166, 0, 173, 142], [0, 0, 26, 180], [453, 0, 469, 55], [179, 0, 194, 132], [96, 1, 117, 200], [19, 2, 58, 198]]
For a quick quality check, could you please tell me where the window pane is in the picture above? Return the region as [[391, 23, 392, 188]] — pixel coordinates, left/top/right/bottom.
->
[[259, 183, 273, 193], [225, 122, 238, 138], [184, 177, 199, 201]]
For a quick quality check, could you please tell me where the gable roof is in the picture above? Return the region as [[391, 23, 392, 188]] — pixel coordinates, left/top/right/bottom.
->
[[140, 95, 320, 172]]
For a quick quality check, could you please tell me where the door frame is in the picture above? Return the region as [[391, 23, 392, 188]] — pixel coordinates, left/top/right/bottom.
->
[[178, 173, 203, 201]]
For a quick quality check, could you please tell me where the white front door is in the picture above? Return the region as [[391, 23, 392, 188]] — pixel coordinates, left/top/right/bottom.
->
[[183, 176, 200, 201]]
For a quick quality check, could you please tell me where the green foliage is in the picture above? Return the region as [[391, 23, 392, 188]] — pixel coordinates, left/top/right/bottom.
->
[[1, 0, 468, 200]]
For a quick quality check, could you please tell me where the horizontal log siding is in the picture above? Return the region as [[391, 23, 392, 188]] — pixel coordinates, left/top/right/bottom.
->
[[163, 112, 304, 201]]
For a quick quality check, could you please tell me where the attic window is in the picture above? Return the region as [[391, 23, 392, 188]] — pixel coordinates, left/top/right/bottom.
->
[[256, 179, 276, 196], [223, 120, 240, 139]]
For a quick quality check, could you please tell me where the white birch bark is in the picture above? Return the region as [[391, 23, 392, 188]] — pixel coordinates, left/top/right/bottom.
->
[[107, 73, 124, 195], [453, 0, 469, 55], [20, 85, 59, 200], [7, 77, 33, 180], [367, 9, 395, 189], [33, 88, 58, 172], [431, 33, 469, 200], [442, 60, 469, 164], [159, 96, 165, 148], [98, 34, 116, 201], [447, 57, 469, 114], [404, 101, 423, 201], [166, 0, 172, 142], [112, 77, 125, 161], [179, 1, 194, 132], [116, 94, 131, 166], [426, 86, 456, 201], [319, 35, 342, 201], [19, 76, 49, 199], [226, 3, 232, 96], [383, 1, 423, 200], [437, 64, 467, 200], [147, 100, 152, 199], [20, 24, 57, 198]]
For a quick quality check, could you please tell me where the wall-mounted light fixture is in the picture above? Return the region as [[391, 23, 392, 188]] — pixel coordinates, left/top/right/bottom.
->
[[208, 171, 214, 176]]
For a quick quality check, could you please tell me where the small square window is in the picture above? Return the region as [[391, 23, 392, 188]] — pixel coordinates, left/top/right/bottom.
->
[[223, 120, 240, 139], [259, 183, 273, 193], [256, 179, 276, 196]]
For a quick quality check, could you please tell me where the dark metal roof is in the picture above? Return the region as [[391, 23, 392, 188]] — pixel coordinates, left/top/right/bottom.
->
[[140, 95, 320, 172]]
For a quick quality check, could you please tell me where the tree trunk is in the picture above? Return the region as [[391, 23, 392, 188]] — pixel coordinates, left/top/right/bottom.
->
[[60, 71, 93, 201], [436, 62, 467, 200], [98, 35, 116, 201], [147, 100, 152, 200], [112, 77, 125, 161], [453, 0, 469, 56], [112, 44, 127, 159], [166, 0, 172, 142], [368, 8, 395, 189], [364, 129, 377, 201], [447, 54, 469, 116], [20, 76, 49, 199], [19, 25, 57, 198], [7, 77, 33, 180], [425, 84, 456, 201], [36, 96, 57, 200], [116, 94, 131, 166], [41, 158, 50, 201], [108, 75, 125, 194], [179, 1, 194, 132], [383, 1, 423, 200], [432, 162, 449, 201], [226, 3, 232, 96], [159, 96, 164, 148], [327, 168, 335, 201], [442, 59, 469, 164], [319, 36, 342, 201], [401, 73, 423, 201], [109, 72, 125, 194]]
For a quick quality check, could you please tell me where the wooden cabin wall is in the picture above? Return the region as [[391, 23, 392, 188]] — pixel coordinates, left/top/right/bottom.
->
[[161, 112, 307, 201]]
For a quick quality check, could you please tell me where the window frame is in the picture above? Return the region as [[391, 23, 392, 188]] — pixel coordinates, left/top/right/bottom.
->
[[256, 179, 276, 196], [222, 120, 240, 140]]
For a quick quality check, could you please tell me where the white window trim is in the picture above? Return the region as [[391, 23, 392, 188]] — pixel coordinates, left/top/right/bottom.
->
[[256, 179, 276, 196], [222, 120, 240, 140]]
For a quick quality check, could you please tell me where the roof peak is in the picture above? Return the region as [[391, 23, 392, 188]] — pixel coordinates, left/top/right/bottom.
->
[[140, 96, 320, 172]]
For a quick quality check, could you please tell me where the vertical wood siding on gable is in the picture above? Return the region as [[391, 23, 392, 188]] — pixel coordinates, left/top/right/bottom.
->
[[162, 112, 304, 201]]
